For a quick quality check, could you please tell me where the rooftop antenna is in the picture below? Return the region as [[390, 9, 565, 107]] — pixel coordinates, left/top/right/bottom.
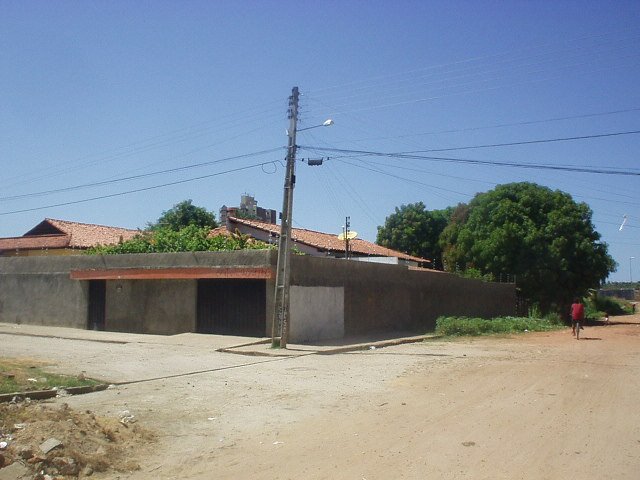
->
[[337, 216, 357, 259]]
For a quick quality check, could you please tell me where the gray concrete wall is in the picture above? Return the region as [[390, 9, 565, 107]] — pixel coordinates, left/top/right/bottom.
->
[[106, 279, 196, 335], [0, 250, 515, 340], [0, 251, 274, 331], [291, 256, 516, 336], [0, 272, 88, 328], [289, 286, 344, 343], [0, 255, 97, 328]]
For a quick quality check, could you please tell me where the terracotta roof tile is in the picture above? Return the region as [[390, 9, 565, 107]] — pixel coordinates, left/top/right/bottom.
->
[[226, 217, 430, 264], [0, 219, 140, 252], [42, 218, 139, 248], [0, 234, 70, 251]]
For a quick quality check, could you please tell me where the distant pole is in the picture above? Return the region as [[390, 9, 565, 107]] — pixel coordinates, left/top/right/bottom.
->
[[631, 256, 635, 283], [271, 87, 299, 349], [345, 216, 351, 259]]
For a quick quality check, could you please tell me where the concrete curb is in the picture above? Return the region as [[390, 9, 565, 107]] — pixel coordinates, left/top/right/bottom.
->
[[219, 334, 440, 357], [0, 384, 110, 403]]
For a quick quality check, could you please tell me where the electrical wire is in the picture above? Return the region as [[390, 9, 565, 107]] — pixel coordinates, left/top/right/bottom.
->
[[402, 129, 640, 156], [310, 28, 640, 96], [301, 146, 640, 177], [2, 103, 285, 190], [0, 147, 284, 202], [0, 157, 283, 216]]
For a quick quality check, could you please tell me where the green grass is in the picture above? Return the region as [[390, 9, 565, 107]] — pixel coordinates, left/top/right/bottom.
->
[[0, 358, 101, 395], [435, 315, 564, 337]]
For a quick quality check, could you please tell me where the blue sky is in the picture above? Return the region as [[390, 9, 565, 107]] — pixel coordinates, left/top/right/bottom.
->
[[1, 1, 639, 281]]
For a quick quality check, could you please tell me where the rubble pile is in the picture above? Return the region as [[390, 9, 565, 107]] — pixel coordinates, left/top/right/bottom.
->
[[0, 398, 154, 479]]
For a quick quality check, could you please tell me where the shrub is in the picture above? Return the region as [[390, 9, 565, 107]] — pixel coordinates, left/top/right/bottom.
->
[[587, 295, 631, 316], [434, 315, 563, 336]]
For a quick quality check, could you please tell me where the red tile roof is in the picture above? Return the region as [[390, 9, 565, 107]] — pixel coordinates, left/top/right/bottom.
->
[[224, 217, 430, 264], [0, 234, 70, 251], [41, 218, 139, 248], [0, 218, 140, 252]]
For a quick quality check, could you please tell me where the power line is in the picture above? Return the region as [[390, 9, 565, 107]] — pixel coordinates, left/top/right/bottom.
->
[[0, 147, 283, 202], [313, 40, 640, 106], [2, 104, 285, 190], [301, 146, 640, 177], [0, 158, 282, 216], [318, 56, 640, 116], [307, 105, 640, 144], [403, 129, 640, 155], [310, 29, 640, 95]]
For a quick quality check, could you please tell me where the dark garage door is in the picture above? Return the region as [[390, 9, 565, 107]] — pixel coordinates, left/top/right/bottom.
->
[[197, 279, 266, 336]]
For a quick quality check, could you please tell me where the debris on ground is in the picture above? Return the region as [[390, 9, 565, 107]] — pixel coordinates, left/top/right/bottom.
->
[[0, 398, 155, 479]]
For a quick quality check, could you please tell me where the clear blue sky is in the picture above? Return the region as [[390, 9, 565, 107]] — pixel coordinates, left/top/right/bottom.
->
[[1, 1, 639, 281]]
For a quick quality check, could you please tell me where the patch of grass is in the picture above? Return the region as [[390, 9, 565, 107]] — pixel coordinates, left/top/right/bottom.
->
[[435, 315, 564, 337], [0, 358, 101, 395]]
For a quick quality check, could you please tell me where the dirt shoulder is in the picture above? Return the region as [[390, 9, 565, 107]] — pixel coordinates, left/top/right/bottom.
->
[[1, 317, 639, 479]]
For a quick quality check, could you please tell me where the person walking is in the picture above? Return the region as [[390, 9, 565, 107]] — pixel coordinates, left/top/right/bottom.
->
[[571, 298, 585, 339]]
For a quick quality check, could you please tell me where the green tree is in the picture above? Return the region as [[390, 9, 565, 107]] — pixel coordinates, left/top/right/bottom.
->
[[440, 182, 616, 313], [376, 202, 452, 269], [148, 200, 217, 231]]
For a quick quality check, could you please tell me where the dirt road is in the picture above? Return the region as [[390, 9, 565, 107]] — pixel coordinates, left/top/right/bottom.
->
[[2, 318, 639, 479]]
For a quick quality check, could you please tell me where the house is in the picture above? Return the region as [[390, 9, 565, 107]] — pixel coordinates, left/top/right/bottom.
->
[[217, 207, 430, 268], [0, 200, 515, 342], [0, 218, 139, 257]]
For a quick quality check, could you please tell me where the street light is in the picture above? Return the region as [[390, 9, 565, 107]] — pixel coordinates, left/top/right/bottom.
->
[[631, 256, 635, 283], [297, 118, 334, 132]]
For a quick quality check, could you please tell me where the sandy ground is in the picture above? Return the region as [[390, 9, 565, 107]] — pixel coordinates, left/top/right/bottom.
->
[[1, 316, 639, 479]]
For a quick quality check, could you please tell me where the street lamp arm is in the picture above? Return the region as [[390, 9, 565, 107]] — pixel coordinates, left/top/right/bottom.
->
[[298, 119, 334, 132]]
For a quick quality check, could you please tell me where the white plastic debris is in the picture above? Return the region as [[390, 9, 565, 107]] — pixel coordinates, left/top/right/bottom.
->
[[118, 410, 136, 424]]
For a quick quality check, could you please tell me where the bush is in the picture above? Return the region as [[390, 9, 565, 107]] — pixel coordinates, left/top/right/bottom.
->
[[87, 226, 274, 255], [587, 295, 631, 316], [435, 315, 563, 336]]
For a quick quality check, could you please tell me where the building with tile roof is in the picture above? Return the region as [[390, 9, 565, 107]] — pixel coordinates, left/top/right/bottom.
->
[[214, 213, 431, 267], [0, 218, 139, 257]]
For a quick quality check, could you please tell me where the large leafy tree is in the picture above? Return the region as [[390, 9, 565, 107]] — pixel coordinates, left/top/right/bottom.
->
[[377, 202, 452, 269], [440, 182, 616, 313], [148, 200, 217, 231]]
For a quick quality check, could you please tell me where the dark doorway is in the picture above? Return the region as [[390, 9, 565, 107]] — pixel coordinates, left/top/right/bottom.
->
[[197, 279, 266, 336], [88, 280, 106, 331]]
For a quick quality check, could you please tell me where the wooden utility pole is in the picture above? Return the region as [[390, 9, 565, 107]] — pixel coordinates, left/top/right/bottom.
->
[[271, 87, 299, 348]]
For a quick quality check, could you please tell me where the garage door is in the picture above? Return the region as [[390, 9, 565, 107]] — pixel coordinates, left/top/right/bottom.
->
[[197, 279, 266, 336]]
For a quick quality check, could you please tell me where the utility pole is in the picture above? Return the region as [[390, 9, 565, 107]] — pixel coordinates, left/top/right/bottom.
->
[[344, 216, 351, 260], [271, 87, 299, 348]]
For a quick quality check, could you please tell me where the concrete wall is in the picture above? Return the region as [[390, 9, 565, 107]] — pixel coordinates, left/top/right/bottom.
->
[[106, 279, 196, 335], [0, 250, 515, 341], [289, 286, 344, 343], [0, 255, 96, 328], [0, 251, 274, 331], [290, 256, 516, 336]]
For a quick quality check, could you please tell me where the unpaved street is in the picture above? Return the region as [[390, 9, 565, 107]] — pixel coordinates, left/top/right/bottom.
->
[[2, 318, 639, 479]]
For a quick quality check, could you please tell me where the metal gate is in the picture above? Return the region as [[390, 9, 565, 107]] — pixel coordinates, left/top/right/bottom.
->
[[88, 280, 106, 331], [197, 279, 266, 336]]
